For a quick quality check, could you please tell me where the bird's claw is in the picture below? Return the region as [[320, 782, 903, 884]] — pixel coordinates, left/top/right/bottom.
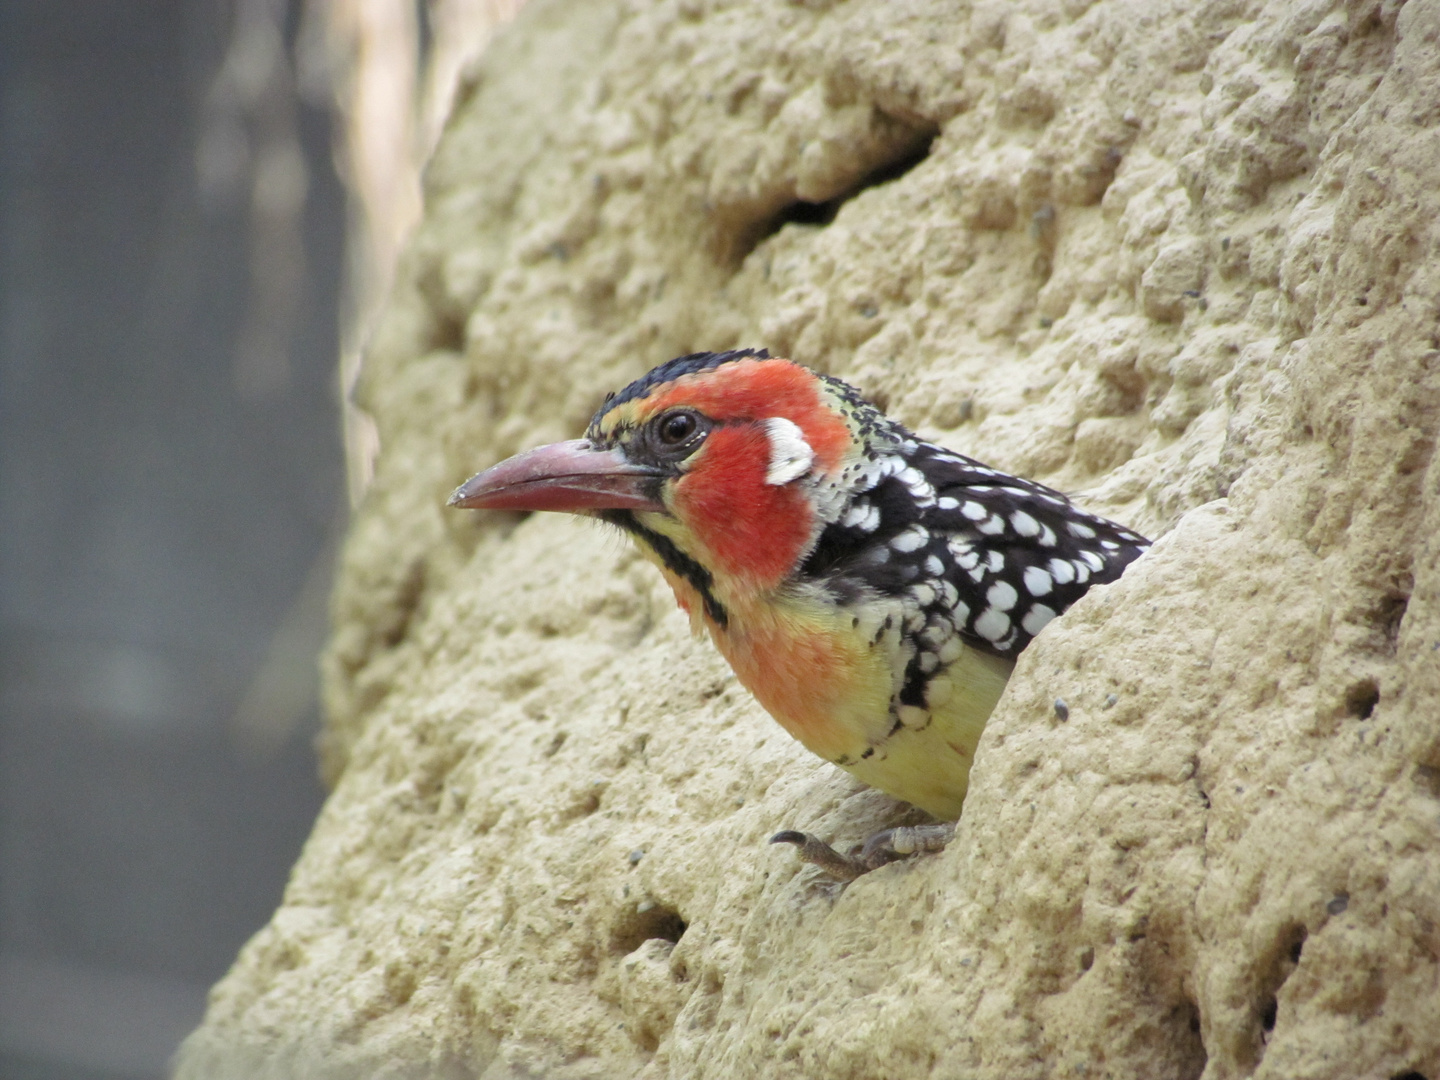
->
[[770, 822, 956, 881], [770, 830, 870, 881]]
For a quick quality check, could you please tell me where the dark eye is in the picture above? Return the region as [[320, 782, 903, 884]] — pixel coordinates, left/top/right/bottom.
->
[[657, 411, 699, 445], [643, 410, 710, 461]]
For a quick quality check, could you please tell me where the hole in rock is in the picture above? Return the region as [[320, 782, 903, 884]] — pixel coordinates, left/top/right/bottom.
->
[[1391, 1072, 1429, 1080], [429, 309, 466, 353], [1344, 677, 1380, 720], [1253, 921, 1306, 1058], [1259, 997, 1278, 1032], [1377, 592, 1409, 643], [743, 127, 937, 258], [1173, 998, 1207, 1080], [611, 900, 687, 956]]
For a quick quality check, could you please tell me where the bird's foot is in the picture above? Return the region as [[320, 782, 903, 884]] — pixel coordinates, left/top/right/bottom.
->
[[770, 822, 956, 881]]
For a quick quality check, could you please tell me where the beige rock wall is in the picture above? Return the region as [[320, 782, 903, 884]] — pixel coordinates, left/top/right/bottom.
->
[[176, 0, 1440, 1077]]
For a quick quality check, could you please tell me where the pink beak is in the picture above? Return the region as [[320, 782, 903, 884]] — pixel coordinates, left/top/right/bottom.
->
[[448, 438, 664, 514]]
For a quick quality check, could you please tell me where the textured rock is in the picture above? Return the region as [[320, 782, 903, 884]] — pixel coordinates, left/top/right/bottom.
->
[[177, 0, 1440, 1077]]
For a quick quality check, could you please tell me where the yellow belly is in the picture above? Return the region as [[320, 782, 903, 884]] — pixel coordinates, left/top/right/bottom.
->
[[708, 589, 1015, 820], [836, 645, 1013, 819]]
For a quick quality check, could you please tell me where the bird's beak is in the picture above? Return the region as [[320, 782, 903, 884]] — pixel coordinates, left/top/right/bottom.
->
[[448, 438, 664, 514]]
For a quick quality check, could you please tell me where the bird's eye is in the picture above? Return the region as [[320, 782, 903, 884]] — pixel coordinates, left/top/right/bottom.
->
[[642, 409, 710, 462], [657, 411, 699, 445]]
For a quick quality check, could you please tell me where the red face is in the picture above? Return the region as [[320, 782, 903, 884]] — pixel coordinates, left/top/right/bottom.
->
[[450, 356, 853, 594]]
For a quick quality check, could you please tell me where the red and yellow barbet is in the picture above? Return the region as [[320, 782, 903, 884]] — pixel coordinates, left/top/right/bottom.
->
[[451, 349, 1149, 878]]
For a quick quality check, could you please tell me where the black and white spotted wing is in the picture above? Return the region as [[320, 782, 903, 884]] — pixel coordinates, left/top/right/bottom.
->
[[905, 443, 1150, 658], [799, 438, 1150, 662]]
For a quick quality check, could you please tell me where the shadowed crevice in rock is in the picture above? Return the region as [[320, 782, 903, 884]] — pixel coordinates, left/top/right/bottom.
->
[[743, 125, 938, 257], [1176, 998, 1206, 1080], [1344, 676, 1380, 720], [611, 901, 687, 957], [1251, 922, 1308, 1065]]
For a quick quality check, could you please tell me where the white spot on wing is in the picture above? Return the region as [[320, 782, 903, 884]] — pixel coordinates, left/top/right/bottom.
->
[[763, 417, 815, 485], [898, 466, 931, 492], [950, 541, 980, 570], [977, 515, 1006, 536], [1023, 566, 1053, 596], [1067, 520, 1097, 539], [1011, 511, 1040, 537], [892, 526, 929, 552], [841, 500, 872, 528], [974, 608, 1011, 641], [987, 581, 1019, 611], [1048, 558, 1076, 584], [961, 501, 987, 521], [1022, 604, 1057, 636]]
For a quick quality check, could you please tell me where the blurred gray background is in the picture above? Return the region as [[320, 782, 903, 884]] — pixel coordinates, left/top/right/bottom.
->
[[0, 1, 344, 1076]]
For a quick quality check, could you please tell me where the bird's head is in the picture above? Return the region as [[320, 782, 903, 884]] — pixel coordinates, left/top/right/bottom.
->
[[450, 349, 877, 606]]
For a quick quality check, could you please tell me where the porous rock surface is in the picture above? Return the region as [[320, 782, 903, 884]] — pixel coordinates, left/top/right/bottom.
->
[[176, 0, 1440, 1076]]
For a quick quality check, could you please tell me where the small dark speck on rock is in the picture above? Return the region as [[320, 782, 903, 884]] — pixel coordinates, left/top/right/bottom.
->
[[1103, 693, 1118, 709], [1326, 892, 1349, 916], [628, 849, 645, 865], [1054, 698, 1070, 721]]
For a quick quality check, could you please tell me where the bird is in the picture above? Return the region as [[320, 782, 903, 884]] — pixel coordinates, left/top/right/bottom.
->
[[449, 348, 1149, 878]]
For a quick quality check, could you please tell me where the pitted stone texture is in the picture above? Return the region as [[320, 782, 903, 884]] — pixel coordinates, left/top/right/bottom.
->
[[178, 0, 1440, 1077]]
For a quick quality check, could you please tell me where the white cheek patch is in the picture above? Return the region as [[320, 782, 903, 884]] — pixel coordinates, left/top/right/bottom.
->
[[762, 416, 815, 485]]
